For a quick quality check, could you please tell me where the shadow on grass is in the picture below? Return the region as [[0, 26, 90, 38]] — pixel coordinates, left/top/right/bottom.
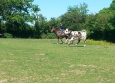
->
[[52, 42, 85, 47], [52, 42, 64, 44], [68, 45, 85, 47]]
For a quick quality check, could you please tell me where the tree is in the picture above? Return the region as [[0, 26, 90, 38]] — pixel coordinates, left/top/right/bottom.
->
[[60, 3, 89, 30], [0, 0, 40, 37], [85, 14, 97, 33], [110, 0, 115, 10]]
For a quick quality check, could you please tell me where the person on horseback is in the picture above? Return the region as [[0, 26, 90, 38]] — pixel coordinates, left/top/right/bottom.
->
[[60, 23, 65, 34]]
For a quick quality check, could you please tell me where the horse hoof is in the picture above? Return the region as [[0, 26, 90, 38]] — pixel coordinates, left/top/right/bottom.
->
[[75, 44, 78, 46], [84, 45, 86, 47], [68, 44, 70, 46]]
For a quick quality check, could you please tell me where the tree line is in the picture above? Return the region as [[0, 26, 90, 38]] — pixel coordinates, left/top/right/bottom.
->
[[0, 0, 115, 42]]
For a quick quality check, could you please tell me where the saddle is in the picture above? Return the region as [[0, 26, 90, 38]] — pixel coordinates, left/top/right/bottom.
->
[[59, 30, 65, 35]]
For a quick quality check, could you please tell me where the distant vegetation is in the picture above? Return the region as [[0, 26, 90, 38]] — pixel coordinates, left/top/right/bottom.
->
[[0, 0, 115, 42]]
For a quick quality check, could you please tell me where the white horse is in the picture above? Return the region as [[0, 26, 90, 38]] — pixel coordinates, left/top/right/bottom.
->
[[64, 29, 87, 47]]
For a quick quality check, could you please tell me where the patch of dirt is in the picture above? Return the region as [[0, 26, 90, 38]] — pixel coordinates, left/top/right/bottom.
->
[[69, 69, 86, 75], [77, 64, 97, 68], [1, 60, 15, 62], [0, 79, 8, 83], [35, 53, 45, 56]]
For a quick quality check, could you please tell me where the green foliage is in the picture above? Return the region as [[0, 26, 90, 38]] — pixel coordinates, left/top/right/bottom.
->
[[0, 20, 6, 33], [110, 0, 115, 10], [98, 8, 115, 30], [85, 14, 97, 31], [67, 3, 89, 16], [49, 17, 60, 27], [60, 3, 88, 30], [34, 14, 50, 38], [4, 33, 13, 38], [41, 33, 56, 39], [34, 20, 41, 38], [0, 0, 40, 38]]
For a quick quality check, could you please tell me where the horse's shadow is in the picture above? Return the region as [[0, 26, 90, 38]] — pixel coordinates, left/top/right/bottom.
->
[[68, 45, 84, 47], [52, 42, 64, 44], [52, 41, 85, 47]]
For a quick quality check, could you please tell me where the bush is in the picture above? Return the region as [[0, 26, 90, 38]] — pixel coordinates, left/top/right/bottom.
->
[[87, 39, 111, 45], [4, 33, 13, 38], [41, 33, 56, 39]]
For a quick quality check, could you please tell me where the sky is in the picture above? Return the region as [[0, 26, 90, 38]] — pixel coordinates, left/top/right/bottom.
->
[[33, 0, 113, 20]]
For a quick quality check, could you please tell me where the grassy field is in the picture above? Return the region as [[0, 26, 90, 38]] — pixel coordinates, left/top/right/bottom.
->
[[0, 39, 115, 83]]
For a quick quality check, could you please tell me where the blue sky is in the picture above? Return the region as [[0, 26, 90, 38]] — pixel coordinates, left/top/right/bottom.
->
[[33, 0, 113, 20]]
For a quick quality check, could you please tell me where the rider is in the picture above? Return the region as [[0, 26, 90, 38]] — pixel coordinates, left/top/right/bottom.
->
[[60, 23, 65, 34]]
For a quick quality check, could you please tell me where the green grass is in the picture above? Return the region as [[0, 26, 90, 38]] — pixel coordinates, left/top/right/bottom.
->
[[0, 39, 115, 83]]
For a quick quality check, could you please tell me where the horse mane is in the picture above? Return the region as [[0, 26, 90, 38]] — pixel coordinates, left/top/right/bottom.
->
[[53, 27, 59, 30]]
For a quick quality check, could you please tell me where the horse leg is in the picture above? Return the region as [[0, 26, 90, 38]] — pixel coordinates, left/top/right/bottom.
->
[[58, 36, 63, 44], [57, 37, 59, 44], [71, 40, 74, 44], [68, 37, 74, 45], [64, 36, 69, 44], [60, 39, 63, 44], [65, 38, 69, 44], [84, 39, 86, 47], [68, 39, 71, 45], [75, 39, 81, 46]]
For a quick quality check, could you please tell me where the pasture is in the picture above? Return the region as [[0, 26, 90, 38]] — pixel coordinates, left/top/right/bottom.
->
[[0, 39, 115, 83]]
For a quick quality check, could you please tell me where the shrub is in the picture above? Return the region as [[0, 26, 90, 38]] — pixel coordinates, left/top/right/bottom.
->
[[4, 33, 13, 38], [41, 33, 56, 39], [87, 39, 111, 45]]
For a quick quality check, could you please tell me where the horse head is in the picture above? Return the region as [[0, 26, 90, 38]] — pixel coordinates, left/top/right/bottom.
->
[[51, 27, 58, 32]]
